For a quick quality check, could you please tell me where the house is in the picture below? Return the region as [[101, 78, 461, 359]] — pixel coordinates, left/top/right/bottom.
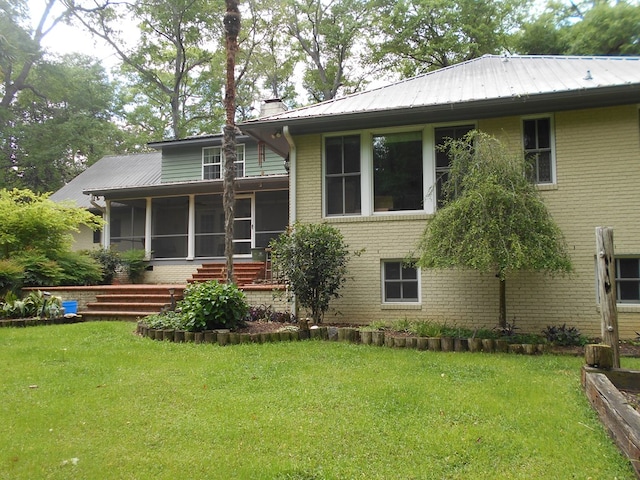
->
[[51, 132, 289, 284], [240, 55, 640, 338]]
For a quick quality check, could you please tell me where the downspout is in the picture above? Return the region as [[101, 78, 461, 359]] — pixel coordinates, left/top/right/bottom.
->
[[282, 125, 297, 318], [283, 126, 296, 224]]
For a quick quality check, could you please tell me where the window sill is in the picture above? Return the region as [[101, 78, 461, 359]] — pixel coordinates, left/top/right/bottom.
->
[[536, 183, 558, 191], [596, 304, 640, 313], [381, 303, 422, 310]]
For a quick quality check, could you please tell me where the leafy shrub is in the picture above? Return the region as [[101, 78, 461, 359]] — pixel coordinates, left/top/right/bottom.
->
[[143, 310, 188, 330], [89, 248, 120, 284], [56, 251, 103, 286], [410, 320, 444, 337], [271, 223, 354, 323], [14, 251, 63, 286], [0, 259, 24, 297], [120, 249, 148, 284], [542, 324, 588, 346], [1, 290, 62, 319], [179, 281, 249, 331]]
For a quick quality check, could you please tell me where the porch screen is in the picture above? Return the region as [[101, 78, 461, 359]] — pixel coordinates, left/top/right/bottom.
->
[[151, 197, 188, 259]]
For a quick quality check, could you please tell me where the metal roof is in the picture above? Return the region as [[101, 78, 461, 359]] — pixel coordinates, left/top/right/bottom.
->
[[50, 152, 162, 209], [241, 55, 640, 156]]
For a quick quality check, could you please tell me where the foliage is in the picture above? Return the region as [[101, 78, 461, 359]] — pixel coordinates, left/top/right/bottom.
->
[[369, 0, 528, 77], [119, 249, 149, 284], [7, 54, 128, 192], [143, 310, 189, 330], [542, 323, 589, 347], [89, 248, 121, 285], [515, 1, 640, 56], [270, 223, 353, 323], [0, 259, 24, 297], [178, 280, 249, 331], [246, 304, 296, 323], [417, 131, 572, 326], [0, 188, 102, 259], [13, 251, 64, 287], [55, 251, 103, 286], [0, 290, 62, 319]]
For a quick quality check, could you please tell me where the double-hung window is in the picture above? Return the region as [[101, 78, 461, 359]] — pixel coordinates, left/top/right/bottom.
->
[[382, 261, 419, 303], [325, 135, 361, 215], [523, 117, 554, 184], [616, 257, 640, 303], [203, 145, 245, 180], [434, 125, 474, 208]]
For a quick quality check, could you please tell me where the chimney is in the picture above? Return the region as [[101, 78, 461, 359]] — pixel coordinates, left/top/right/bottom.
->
[[259, 98, 287, 118]]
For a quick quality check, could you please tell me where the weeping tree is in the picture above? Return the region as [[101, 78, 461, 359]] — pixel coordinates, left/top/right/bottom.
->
[[223, 0, 240, 283], [417, 131, 572, 328]]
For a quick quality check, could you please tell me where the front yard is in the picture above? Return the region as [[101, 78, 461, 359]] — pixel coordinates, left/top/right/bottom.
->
[[0, 321, 638, 479]]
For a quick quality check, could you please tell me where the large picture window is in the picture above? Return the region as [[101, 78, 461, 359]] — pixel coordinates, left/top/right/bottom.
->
[[203, 145, 245, 180], [373, 132, 423, 211], [523, 117, 554, 184], [382, 261, 419, 303], [325, 135, 361, 215]]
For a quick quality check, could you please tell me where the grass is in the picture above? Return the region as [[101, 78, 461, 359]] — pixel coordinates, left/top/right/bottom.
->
[[0, 322, 638, 480]]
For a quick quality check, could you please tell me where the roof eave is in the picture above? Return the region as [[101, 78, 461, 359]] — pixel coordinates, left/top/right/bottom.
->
[[84, 174, 289, 199], [242, 85, 640, 152]]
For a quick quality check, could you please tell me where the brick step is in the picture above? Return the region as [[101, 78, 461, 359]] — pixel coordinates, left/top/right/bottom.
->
[[85, 302, 169, 312], [94, 294, 183, 303], [81, 311, 159, 321], [189, 262, 266, 285]]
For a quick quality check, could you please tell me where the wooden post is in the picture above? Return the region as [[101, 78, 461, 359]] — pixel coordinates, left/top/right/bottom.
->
[[596, 227, 620, 368]]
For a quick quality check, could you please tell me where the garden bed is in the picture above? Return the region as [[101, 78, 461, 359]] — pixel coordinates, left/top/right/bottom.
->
[[0, 315, 83, 327], [582, 367, 640, 478], [135, 321, 587, 355]]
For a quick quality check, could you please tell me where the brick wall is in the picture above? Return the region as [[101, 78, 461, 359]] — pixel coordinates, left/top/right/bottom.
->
[[292, 105, 640, 338]]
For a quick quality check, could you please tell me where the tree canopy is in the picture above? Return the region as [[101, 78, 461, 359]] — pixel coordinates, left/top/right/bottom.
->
[[417, 131, 573, 327]]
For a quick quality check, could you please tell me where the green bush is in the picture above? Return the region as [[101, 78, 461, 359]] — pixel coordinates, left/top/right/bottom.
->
[[178, 281, 249, 331], [144, 310, 189, 330], [0, 259, 24, 297], [120, 249, 148, 284], [14, 251, 63, 287], [542, 324, 588, 346], [56, 251, 103, 286], [271, 223, 354, 323], [89, 248, 120, 284]]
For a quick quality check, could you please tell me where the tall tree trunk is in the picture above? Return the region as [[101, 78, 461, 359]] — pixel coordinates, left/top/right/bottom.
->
[[223, 0, 240, 284], [499, 274, 506, 328]]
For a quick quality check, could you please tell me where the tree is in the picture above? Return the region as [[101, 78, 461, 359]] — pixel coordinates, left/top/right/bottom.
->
[[223, 0, 240, 283], [417, 131, 572, 327], [8, 54, 126, 192], [270, 223, 353, 323], [70, 0, 226, 139], [276, 0, 375, 102], [368, 0, 530, 78], [0, 188, 101, 259], [515, 1, 640, 56]]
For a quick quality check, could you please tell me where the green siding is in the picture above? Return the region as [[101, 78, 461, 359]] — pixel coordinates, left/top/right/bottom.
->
[[161, 142, 286, 183]]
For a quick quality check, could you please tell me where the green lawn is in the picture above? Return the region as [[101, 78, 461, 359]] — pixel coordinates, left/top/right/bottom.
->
[[0, 322, 637, 480]]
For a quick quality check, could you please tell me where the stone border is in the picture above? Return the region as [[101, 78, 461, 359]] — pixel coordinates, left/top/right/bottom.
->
[[136, 323, 548, 355], [0, 316, 84, 328]]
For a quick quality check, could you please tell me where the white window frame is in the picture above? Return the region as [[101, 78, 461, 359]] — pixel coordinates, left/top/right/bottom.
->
[[615, 256, 640, 304], [202, 144, 245, 180], [522, 114, 556, 185], [381, 260, 421, 304]]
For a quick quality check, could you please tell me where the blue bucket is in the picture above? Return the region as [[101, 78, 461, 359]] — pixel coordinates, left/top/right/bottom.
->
[[62, 300, 78, 315]]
